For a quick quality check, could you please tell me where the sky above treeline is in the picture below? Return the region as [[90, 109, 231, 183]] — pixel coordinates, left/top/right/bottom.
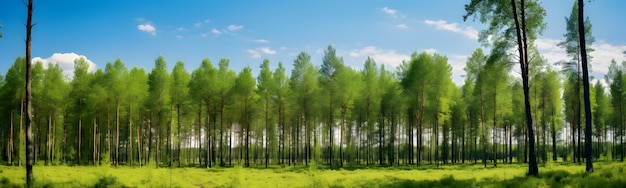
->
[[1, 0, 625, 85]]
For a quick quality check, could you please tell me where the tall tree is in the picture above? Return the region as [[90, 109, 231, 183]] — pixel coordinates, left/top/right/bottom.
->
[[41, 63, 68, 164], [290, 52, 318, 166], [233, 67, 256, 167], [605, 60, 623, 161], [215, 59, 236, 166], [24, 0, 34, 185], [335, 66, 361, 167], [576, 0, 594, 173], [189, 59, 217, 167], [126, 67, 149, 166], [319, 45, 344, 167], [400, 52, 435, 165], [170, 61, 190, 167], [464, 0, 546, 176], [257, 59, 275, 167], [272, 62, 289, 165], [105, 59, 128, 167], [70, 58, 91, 165], [358, 57, 380, 166], [148, 56, 170, 168]]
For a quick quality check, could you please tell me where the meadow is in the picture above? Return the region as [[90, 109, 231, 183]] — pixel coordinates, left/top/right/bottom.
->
[[1, 162, 625, 188]]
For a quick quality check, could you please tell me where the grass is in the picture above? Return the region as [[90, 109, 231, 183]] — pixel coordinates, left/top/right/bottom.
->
[[0, 162, 624, 187]]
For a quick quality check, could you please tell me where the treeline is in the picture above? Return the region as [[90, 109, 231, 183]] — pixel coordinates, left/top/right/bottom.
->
[[1, 44, 624, 169]]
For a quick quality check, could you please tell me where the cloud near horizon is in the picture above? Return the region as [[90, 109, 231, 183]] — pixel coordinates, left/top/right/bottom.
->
[[32, 53, 97, 79]]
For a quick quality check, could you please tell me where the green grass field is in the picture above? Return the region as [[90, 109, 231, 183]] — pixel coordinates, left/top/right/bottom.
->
[[1, 162, 625, 187]]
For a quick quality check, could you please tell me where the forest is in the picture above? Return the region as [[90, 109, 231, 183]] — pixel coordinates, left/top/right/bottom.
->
[[1, 0, 626, 187]]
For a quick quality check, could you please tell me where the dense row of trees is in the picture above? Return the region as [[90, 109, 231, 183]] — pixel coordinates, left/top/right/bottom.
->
[[1, 44, 624, 169], [1, 1, 621, 179]]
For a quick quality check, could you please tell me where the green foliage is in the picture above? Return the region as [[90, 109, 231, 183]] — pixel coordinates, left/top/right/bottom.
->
[[0, 160, 625, 187]]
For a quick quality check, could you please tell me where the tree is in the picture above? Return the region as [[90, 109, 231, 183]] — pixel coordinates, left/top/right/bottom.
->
[[605, 60, 623, 161], [25, 0, 35, 185], [427, 54, 454, 166], [148, 56, 170, 168], [257, 59, 274, 167], [69, 58, 91, 165], [170, 61, 190, 167], [593, 81, 607, 159], [464, 0, 546, 176], [400, 52, 435, 165], [272, 62, 290, 165], [557, 0, 595, 166], [215, 59, 236, 166], [40, 63, 68, 164], [358, 57, 380, 166], [463, 48, 488, 167], [290, 52, 318, 166], [335, 66, 361, 167], [319, 45, 344, 167], [576, 0, 594, 173], [126, 67, 149, 167], [189, 58, 217, 167], [105, 59, 128, 167], [233, 67, 256, 167]]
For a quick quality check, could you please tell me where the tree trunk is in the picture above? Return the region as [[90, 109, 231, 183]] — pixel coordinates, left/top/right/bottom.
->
[[116, 102, 120, 167], [177, 103, 181, 167], [24, 0, 35, 184], [129, 99, 133, 166], [577, 0, 593, 172], [512, 0, 538, 176]]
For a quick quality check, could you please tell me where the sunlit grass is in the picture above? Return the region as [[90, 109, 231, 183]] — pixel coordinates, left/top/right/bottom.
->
[[0, 161, 624, 187]]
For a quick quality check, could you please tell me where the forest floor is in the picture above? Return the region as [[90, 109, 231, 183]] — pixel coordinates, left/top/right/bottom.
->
[[0, 161, 625, 187]]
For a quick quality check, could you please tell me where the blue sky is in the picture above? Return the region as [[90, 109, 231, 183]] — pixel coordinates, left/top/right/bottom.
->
[[1, 0, 625, 85]]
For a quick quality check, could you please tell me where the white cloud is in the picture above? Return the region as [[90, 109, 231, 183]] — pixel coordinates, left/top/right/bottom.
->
[[247, 49, 261, 58], [533, 38, 626, 77], [254, 39, 269, 43], [201, 33, 209, 37], [176, 35, 183, 39], [176, 27, 187, 31], [258, 47, 276, 55], [211, 28, 221, 35], [395, 24, 408, 29], [424, 19, 478, 40], [248, 47, 276, 58], [349, 46, 409, 68], [589, 41, 626, 74], [380, 7, 397, 17], [227, 25, 244, 31], [32, 53, 97, 78], [137, 23, 156, 36], [279, 47, 287, 50], [534, 38, 568, 64]]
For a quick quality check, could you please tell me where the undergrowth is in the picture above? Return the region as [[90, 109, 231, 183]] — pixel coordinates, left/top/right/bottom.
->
[[0, 161, 623, 187]]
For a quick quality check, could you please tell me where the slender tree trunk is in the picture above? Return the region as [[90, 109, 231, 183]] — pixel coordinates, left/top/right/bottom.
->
[[116, 103, 120, 168], [79, 99, 83, 165], [480, 87, 486, 168], [9, 110, 14, 165], [577, 0, 593, 172], [512, 0, 538, 176], [129, 99, 133, 166], [138, 112, 142, 167], [177, 104, 181, 167], [24, 0, 35, 184], [93, 109, 98, 166], [493, 86, 497, 167]]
